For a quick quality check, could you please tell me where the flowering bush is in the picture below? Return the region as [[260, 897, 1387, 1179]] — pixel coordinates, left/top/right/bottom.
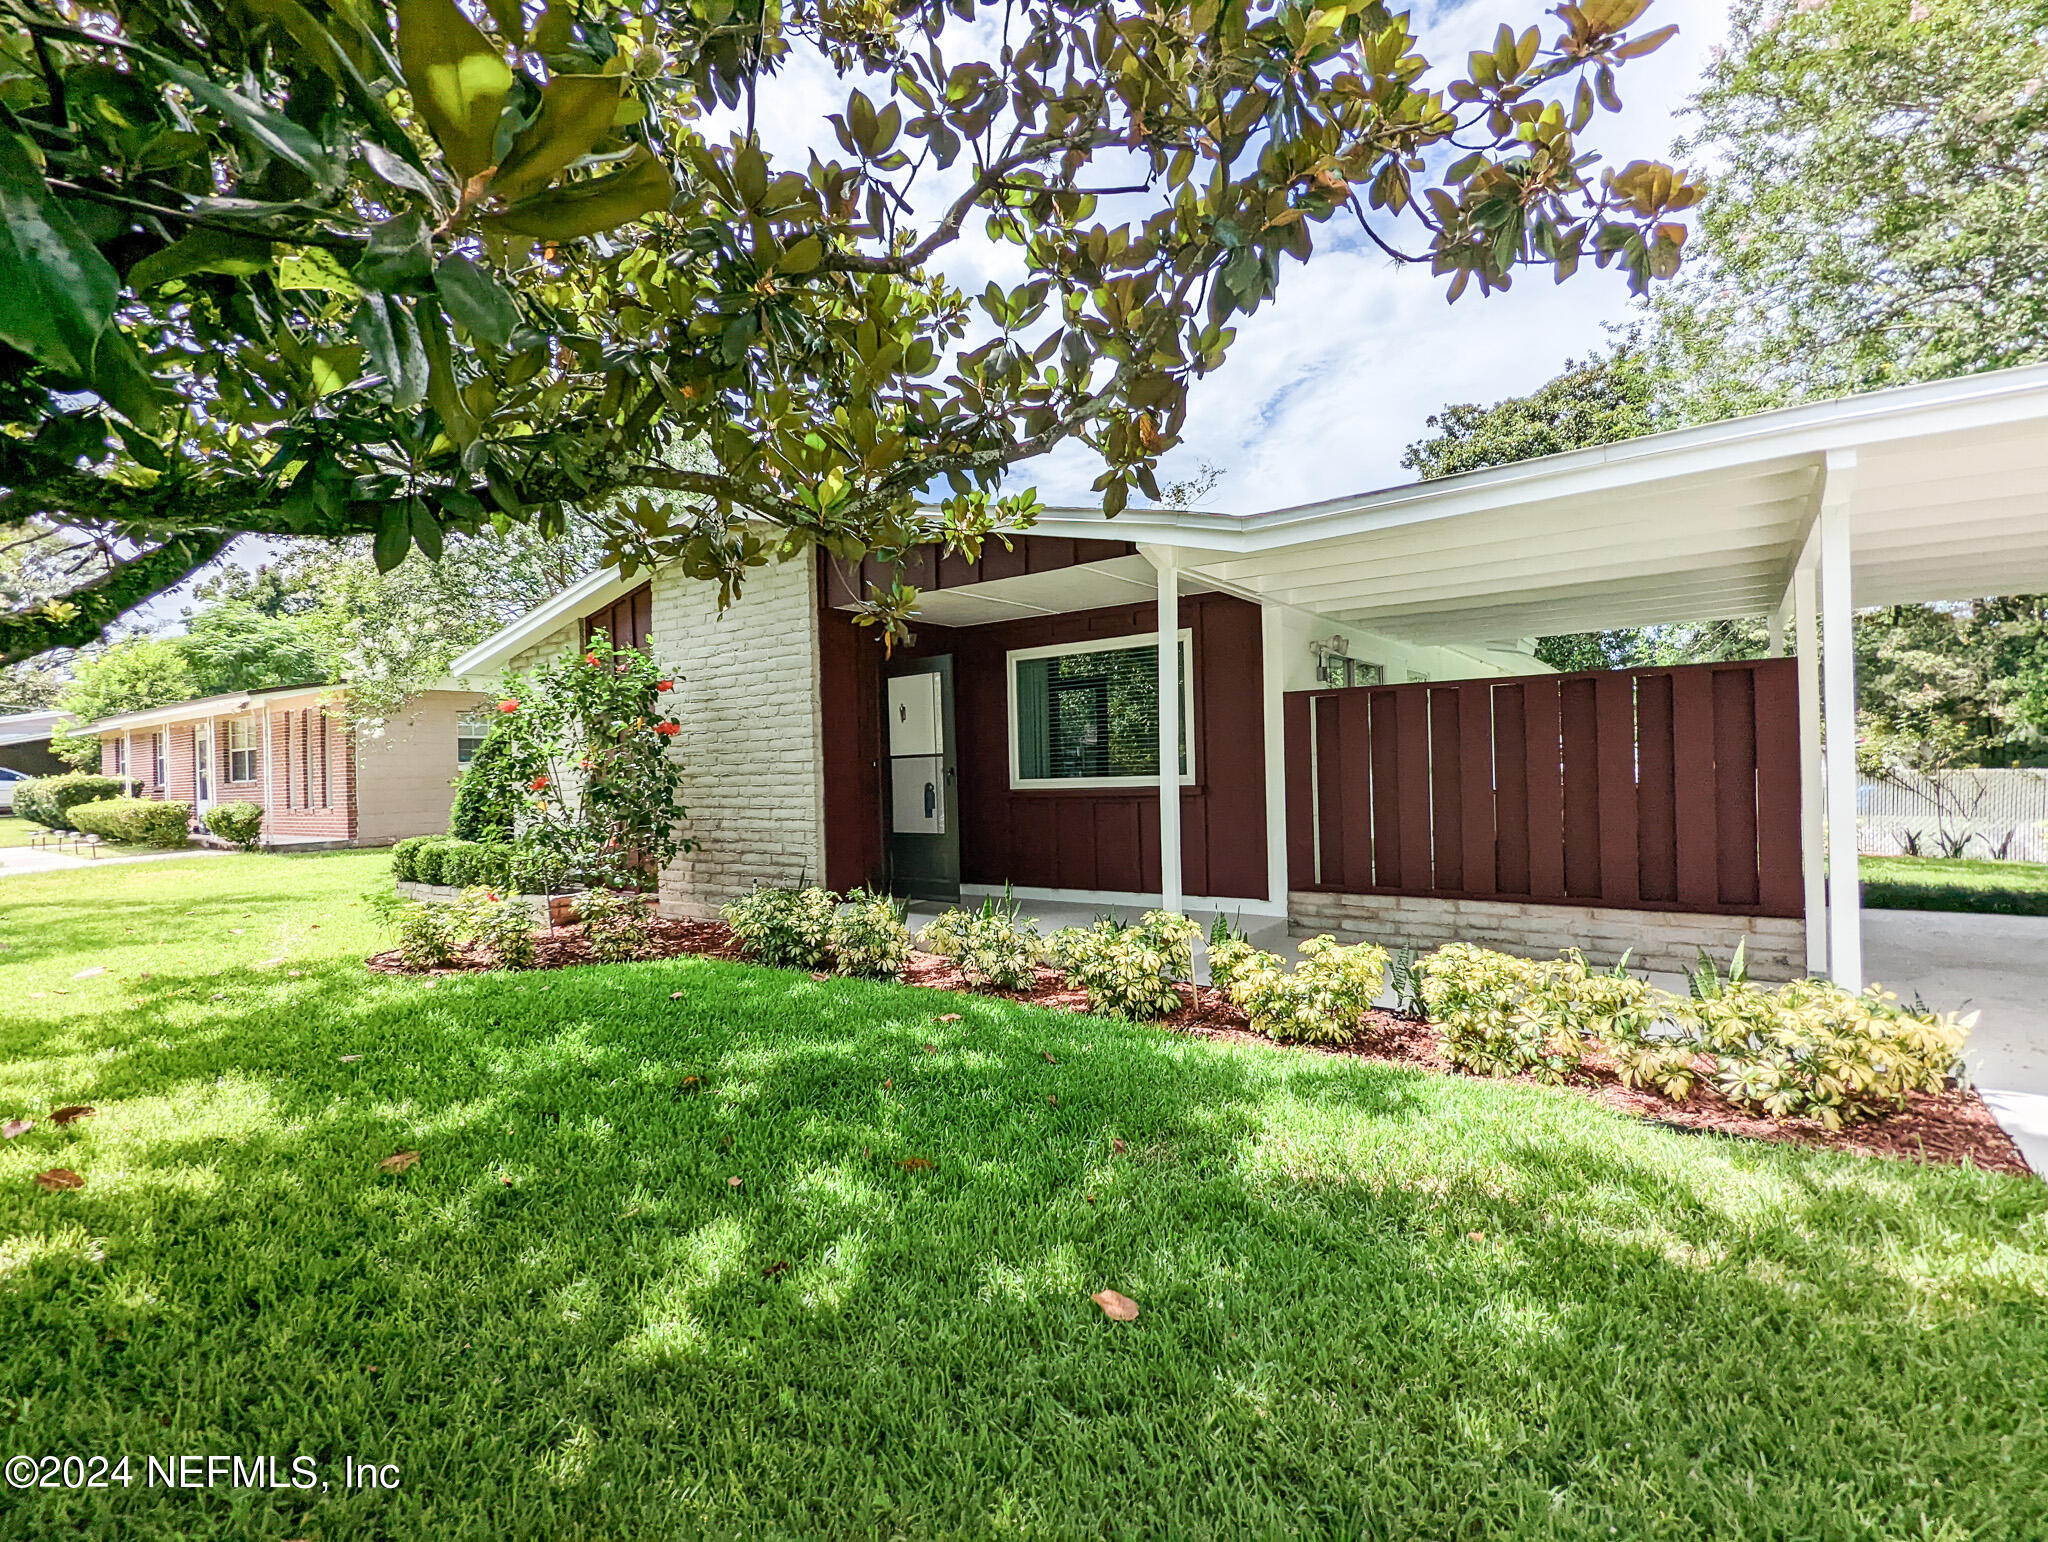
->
[[479, 630, 693, 890], [1049, 911, 1200, 1020], [724, 886, 838, 970], [1215, 936, 1389, 1044], [830, 888, 913, 978], [917, 896, 1043, 990], [579, 888, 660, 963], [454, 887, 538, 970]]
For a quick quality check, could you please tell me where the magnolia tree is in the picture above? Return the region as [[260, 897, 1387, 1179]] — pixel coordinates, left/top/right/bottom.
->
[[1, 0, 1699, 663], [468, 632, 692, 889]]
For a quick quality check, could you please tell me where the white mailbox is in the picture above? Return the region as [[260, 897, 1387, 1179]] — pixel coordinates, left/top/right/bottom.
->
[[888, 672, 944, 757]]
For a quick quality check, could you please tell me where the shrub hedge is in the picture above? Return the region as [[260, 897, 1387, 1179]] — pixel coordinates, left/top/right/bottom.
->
[[391, 836, 520, 891], [68, 797, 191, 848], [204, 801, 265, 849], [14, 773, 133, 831]]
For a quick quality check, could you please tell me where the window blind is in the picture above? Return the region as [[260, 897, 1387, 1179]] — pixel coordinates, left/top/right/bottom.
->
[[1014, 639, 1187, 782]]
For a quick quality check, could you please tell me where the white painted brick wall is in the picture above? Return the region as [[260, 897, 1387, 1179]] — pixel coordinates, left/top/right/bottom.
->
[[1289, 891, 1807, 979], [652, 558, 825, 918]]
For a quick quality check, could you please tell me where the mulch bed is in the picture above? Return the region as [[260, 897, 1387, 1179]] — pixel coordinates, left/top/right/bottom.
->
[[367, 921, 2032, 1179]]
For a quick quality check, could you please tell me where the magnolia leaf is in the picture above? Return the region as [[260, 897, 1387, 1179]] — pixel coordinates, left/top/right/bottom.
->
[[778, 236, 823, 275], [373, 504, 411, 571], [726, 1175, 742, 1187], [936, 1012, 962, 1023], [1091, 1289, 1140, 1321], [899, 1156, 934, 1171], [361, 142, 444, 206], [761, 1259, 790, 1278], [353, 211, 435, 294], [279, 246, 363, 296], [417, 301, 477, 446], [435, 253, 521, 350], [1, 1119, 30, 1139], [128, 229, 274, 292], [0, 132, 120, 374], [377, 1149, 422, 1174], [485, 146, 674, 242], [491, 74, 628, 204], [33, 1169, 85, 1191], [394, 0, 515, 181], [157, 61, 337, 184], [50, 1105, 94, 1125], [353, 293, 429, 408]]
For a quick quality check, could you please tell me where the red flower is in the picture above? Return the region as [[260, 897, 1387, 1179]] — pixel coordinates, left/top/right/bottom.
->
[[498, 699, 519, 714], [654, 721, 680, 737], [657, 679, 674, 691], [529, 775, 550, 791], [585, 653, 600, 666]]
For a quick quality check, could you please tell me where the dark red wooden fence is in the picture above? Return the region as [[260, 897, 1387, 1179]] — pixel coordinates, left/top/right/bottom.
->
[[1284, 659, 1802, 917]]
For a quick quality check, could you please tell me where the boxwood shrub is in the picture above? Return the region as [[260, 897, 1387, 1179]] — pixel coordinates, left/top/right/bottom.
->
[[392, 836, 519, 891], [69, 797, 191, 848], [204, 801, 265, 849], [14, 773, 133, 831]]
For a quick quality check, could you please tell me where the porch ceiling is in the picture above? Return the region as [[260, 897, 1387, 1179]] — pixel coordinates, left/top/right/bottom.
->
[[896, 553, 1215, 628], [1011, 364, 2048, 647]]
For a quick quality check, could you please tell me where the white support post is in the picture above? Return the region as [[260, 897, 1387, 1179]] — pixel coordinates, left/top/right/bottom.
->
[[1819, 451, 1862, 989], [1153, 546, 1184, 914], [1260, 603, 1289, 915], [1767, 596, 1788, 657], [1792, 558, 1826, 975]]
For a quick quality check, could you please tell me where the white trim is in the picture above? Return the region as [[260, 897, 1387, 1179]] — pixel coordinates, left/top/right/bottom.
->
[[1792, 558, 1826, 976], [1153, 546, 1184, 914], [1260, 602, 1289, 907], [1819, 451, 1863, 989], [1004, 628, 1197, 791], [959, 882, 1288, 919], [447, 565, 639, 680]]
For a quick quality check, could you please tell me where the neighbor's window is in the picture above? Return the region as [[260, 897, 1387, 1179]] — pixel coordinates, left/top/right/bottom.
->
[[456, 710, 493, 764], [111, 737, 127, 776], [1009, 631, 1194, 789], [227, 718, 259, 783], [152, 732, 166, 788]]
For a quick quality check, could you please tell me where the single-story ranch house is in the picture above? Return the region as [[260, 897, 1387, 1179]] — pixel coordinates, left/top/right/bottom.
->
[[455, 364, 2048, 988], [85, 682, 488, 845]]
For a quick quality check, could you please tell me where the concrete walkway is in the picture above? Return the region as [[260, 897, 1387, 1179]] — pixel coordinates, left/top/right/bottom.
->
[[1863, 909, 2048, 1174], [0, 843, 233, 877]]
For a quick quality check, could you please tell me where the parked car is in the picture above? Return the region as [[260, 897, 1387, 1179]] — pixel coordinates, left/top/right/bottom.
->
[[0, 766, 27, 812]]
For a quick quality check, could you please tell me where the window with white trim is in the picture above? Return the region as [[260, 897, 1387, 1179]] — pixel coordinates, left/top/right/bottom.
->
[[152, 732, 166, 788], [111, 737, 127, 776], [1007, 631, 1194, 790], [227, 718, 259, 783], [456, 710, 493, 764]]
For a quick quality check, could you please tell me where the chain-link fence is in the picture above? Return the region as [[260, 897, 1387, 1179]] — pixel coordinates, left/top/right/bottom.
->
[[1857, 769, 2048, 861]]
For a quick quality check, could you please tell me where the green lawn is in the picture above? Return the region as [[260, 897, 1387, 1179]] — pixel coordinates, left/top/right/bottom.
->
[[1862, 853, 2048, 916], [3, 853, 2045, 1539]]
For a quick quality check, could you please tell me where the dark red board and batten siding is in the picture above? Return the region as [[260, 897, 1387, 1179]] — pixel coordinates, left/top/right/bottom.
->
[[820, 558, 1270, 901], [1284, 659, 1802, 917]]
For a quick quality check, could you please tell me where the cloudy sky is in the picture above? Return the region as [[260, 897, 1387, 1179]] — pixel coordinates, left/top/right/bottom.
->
[[741, 0, 1732, 515]]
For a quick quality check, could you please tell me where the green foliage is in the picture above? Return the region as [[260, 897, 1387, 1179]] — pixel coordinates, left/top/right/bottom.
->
[[448, 723, 533, 842], [175, 603, 329, 694], [1651, 0, 2048, 418], [1418, 943, 1584, 1082], [377, 896, 464, 969], [393, 835, 520, 891], [453, 886, 537, 970], [723, 886, 839, 971], [1401, 342, 1665, 481], [1388, 946, 1427, 1019], [1218, 936, 1390, 1044], [493, 632, 692, 889], [1048, 911, 1201, 1020], [12, 772, 132, 830], [68, 796, 191, 848], [829, 888, 912, 980], [578, 889, 660, 964], [48, 640, 200, 768], [2, 0, 1691, 664], [916, 895, 1043, 990], [203, 801, 265, 850]]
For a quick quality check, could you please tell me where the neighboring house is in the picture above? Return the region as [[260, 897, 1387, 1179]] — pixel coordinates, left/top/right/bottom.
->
[[454, 363, 2048, 989], [0, 709, 71, 776], [82, 683, 489, 845]]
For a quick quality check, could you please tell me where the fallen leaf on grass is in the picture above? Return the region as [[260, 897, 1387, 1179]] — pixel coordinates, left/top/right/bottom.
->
[[3, 1120, 32, 1140], [899, 1157, 934, 1172], [1091, 1289, 1139, 1321], [1042, 1051, 1057, 1064], [1085, 1193, 1096, 1205], [256, 957, 287, 969], [27, 993, 46, 1001], [717, 1134, 735, 1151], [1111, 1138, 1128, 1154], [339, 1055, 363, 1064], [72, 966, 106, 980], [228, 929, 244, 935], [1048, 1095, 1058, 1107], [378, 1150, 421, 1175], [762, 1260, 790, 1279], [499, 1175, 515, 1186], [669, 991, 685, 1000], [881, 1078, 892, 1090], [1467, 1231, 1486, 1242], [923, 1043, 937, 1055], [810, 971, 830, 982], [50, 1106, 93, 1126], [936, 1013, 962, 1023], [727, 1176, 743, 1188], [33, 1169, 84, 1192]]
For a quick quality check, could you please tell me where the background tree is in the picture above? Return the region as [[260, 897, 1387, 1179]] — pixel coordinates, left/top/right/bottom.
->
[[1649, 0, 2048, 422], [1399, 336, 1661, 480], [1, 0, 1698, 664], [48, 638, 200, 765]]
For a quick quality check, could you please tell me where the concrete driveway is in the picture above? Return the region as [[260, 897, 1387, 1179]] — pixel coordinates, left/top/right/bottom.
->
[[0, 844, 231, 877], [1864, 909, 2048, 1173]]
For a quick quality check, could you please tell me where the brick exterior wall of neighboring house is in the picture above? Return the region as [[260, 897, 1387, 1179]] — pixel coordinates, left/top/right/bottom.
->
[[653, 558, 826, 918], [264, 706, 355, 841]]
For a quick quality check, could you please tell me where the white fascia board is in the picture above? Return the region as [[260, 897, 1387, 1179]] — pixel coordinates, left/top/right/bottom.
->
[[448, 566, 632, 680], [80, 685, 328, 737], [1017, 364, 2048, 557]]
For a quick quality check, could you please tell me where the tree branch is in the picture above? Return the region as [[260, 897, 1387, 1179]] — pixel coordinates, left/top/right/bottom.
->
[[1, 532, 229, 664]]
